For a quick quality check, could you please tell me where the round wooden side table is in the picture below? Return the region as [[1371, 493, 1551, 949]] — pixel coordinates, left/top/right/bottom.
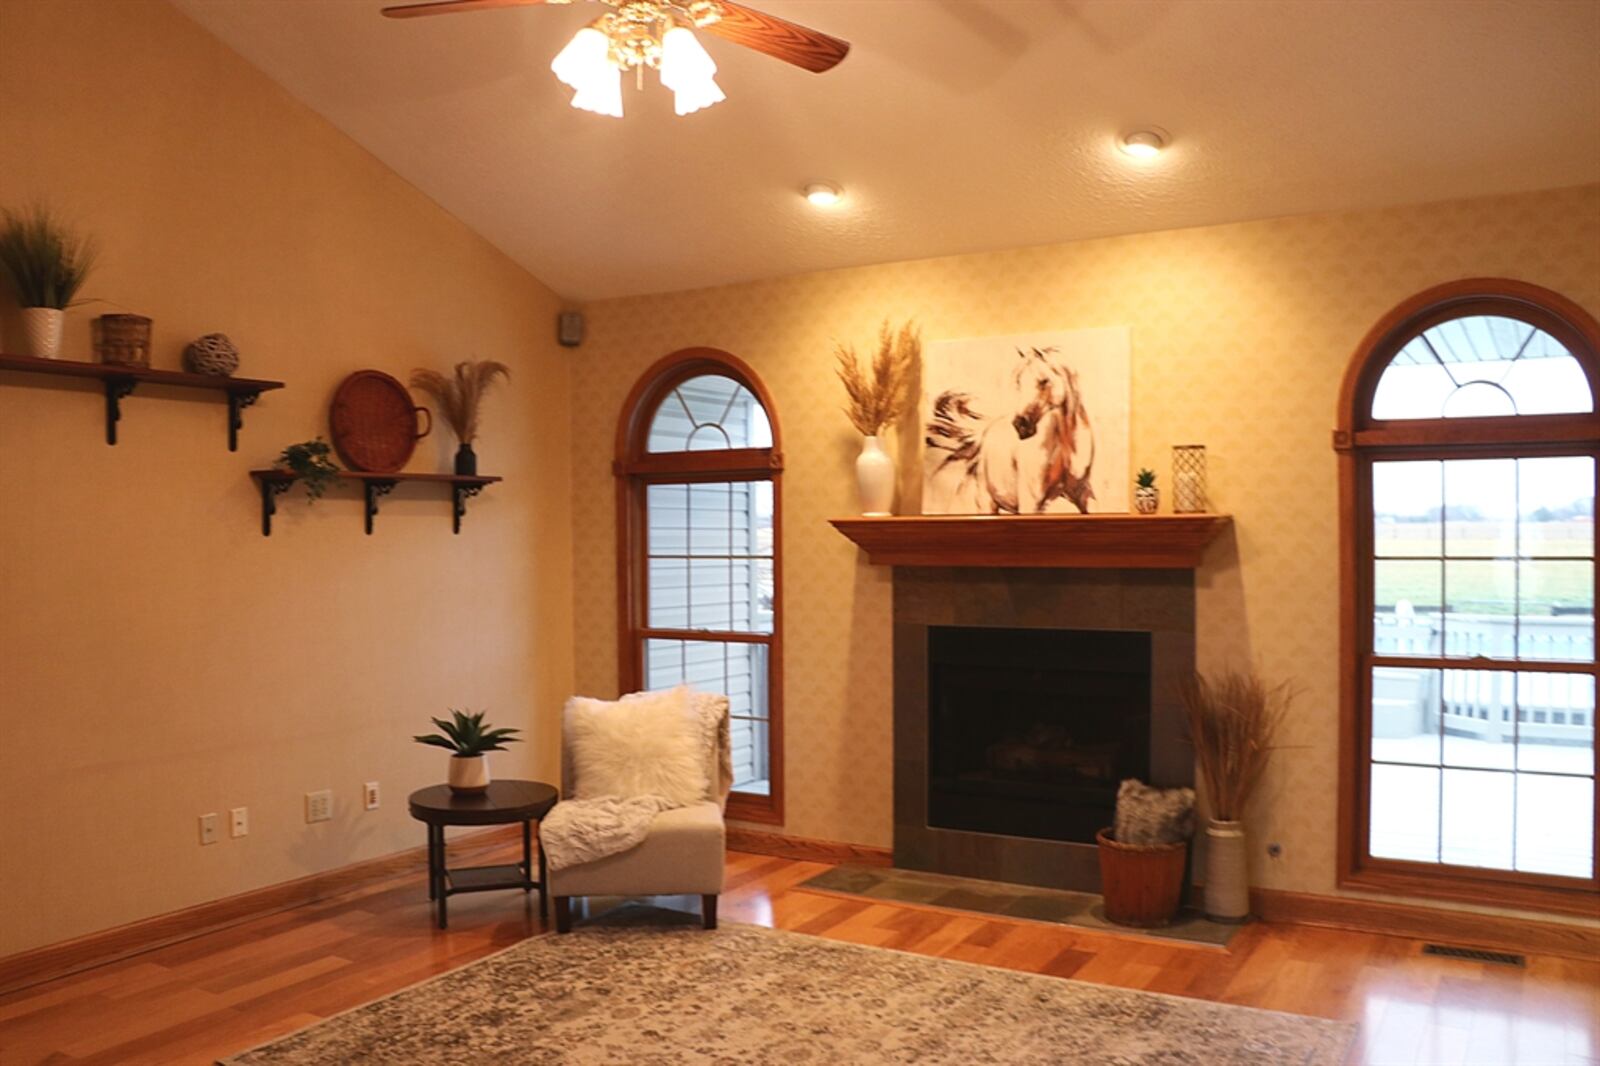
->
[[407, 779, 558, 929]]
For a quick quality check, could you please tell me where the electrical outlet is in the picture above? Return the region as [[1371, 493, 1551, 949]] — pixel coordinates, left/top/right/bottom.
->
[[305, 789, 333, 824], [230, 806, 249, 838], [363, 781, 380, 811], [199, 812, 219, 845]]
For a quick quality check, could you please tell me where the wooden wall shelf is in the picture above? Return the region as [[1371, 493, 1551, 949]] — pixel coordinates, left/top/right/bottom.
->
[[250, 470, 502, 537], [0, 354, 284, 450], [830, 513, 1232, 569]]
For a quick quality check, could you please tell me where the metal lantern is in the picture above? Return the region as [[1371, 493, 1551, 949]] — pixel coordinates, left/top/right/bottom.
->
[[1172, 445, 1208, 513]]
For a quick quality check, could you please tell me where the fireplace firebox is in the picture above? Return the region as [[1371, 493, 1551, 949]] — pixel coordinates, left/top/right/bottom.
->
[[927, 626, 1151, 845], [893, 567, 1195, 893]]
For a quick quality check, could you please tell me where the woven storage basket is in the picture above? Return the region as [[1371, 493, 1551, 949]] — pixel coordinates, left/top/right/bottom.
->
[[95, 314, 152, 367], [1095, 827, 1188, 927], [328, 370, 432, 473]]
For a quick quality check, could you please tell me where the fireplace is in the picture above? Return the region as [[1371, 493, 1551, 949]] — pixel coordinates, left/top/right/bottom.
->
[[894, 567, 1195, 893], [927, 626, 1151, 846]]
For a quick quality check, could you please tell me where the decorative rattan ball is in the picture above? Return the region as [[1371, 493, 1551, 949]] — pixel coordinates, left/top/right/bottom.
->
[[184, 333, 240, 376]]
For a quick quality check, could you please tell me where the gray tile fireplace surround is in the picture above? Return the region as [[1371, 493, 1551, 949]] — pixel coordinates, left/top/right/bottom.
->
[[893, 566, 1196, 895]]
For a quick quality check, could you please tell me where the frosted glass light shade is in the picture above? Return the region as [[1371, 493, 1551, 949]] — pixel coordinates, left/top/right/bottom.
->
[[551, 27, 623, 117], [660, 26, 725, 115]]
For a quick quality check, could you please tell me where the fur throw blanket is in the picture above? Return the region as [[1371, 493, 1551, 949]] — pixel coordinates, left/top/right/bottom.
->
[[1113, 779, 1196, 846], [540, 795, 677, 871]]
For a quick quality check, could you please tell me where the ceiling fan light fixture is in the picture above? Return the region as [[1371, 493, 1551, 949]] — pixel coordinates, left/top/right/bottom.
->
[[803, 182, 843, 207], [1118, 128, 1169, 158], [552, 25, 623, 117], [660, 26, 725, 115]]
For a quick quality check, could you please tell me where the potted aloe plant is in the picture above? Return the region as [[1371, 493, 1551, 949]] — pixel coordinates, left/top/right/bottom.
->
[[414, 709, 522, 794], [0, 205, 97, 359]]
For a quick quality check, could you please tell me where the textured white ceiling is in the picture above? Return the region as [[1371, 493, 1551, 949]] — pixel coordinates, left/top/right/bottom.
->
[[173, 0, 1600, 301]]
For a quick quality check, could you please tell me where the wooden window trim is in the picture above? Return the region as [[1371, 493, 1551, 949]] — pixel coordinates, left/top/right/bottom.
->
[[614, 348, 785, 826], [1335, 279, 1600, 916]]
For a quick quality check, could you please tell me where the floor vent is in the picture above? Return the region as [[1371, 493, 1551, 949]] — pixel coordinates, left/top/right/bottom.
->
[[1421, 943, 1525, 966]]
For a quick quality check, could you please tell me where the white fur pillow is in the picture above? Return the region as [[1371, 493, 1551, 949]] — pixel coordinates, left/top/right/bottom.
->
[[565, 686, 708, 807]]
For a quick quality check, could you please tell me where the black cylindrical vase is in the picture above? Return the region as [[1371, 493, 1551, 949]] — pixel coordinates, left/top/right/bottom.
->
[[454, 442, 477, 476]]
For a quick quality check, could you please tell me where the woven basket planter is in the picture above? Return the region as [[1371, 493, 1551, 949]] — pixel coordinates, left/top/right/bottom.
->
[[95, 314, 152, 367], [1096, 827, 1188, 928]]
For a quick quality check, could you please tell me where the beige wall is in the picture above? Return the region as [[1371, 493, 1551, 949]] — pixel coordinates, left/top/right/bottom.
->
[[0, 0, 573, 955], [570, 183, 1600, 923]]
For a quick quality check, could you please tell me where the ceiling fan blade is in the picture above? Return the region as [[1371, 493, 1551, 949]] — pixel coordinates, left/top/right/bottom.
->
[[702, 1, 850, 73], [381, 0, 552, 19]]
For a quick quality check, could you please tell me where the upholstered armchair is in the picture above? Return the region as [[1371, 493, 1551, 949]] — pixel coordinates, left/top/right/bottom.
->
[[550, 691, 731, 933]]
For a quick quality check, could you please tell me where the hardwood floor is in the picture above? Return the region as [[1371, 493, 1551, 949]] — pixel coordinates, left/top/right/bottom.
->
[[2, 844, 1596, 1065]]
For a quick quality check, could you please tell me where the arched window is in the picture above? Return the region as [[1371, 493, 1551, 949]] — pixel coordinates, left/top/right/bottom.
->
[[1335, 279, 1599, 914], [615, 349, 783, 824]]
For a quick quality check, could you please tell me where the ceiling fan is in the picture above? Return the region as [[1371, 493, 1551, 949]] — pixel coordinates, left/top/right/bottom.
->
[[380, 0, 850, 117]]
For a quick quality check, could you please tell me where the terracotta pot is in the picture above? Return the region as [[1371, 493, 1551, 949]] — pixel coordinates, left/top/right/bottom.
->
[[855, 434, 895, 515], [1204, 819, 1251, 922], [448, 754, 490, 794], [1096, 827, 1187, 927], [21, 307, 64, 359]]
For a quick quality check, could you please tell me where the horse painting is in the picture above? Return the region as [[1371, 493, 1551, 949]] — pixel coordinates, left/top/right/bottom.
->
[[924, 346, 1097, 514]]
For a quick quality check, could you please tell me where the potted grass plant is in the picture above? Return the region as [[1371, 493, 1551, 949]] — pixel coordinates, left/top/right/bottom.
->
[[414, 709, 522, 794], [834, 320, 920, 516], [1181, 668, 1295, 922], [0, 205, 97, 360], [409, 360, 511, 476]]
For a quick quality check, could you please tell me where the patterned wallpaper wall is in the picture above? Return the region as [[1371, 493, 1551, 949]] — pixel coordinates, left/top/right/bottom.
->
[[570, 184, 1600, 910]]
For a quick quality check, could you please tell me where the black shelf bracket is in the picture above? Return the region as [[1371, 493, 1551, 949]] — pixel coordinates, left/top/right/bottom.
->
[[258, 478, 293, 537], [453, 484, 485, 535], [104, 378, 137, 445], [227, 391, 262, 452], [364, 479, 398, 535]]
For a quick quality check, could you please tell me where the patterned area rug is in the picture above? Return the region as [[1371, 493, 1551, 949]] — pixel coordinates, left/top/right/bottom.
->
[[222, 907, 1355, 1065]]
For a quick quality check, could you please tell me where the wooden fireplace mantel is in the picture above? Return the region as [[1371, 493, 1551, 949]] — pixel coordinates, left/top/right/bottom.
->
[[829, 513, 1232, 569]]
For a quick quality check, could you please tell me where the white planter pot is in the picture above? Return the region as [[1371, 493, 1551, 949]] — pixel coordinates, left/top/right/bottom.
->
[[447, 754, 490, 794], [1204, 818, 1251, 922], [856, 435, 895, 516], [21, 307, 64, 359], [1134, 486, 1160, 514]]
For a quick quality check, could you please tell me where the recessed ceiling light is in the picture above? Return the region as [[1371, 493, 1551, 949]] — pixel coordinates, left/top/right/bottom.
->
[[803, 182, 843, 207], [1119, 129, 1169, 158]]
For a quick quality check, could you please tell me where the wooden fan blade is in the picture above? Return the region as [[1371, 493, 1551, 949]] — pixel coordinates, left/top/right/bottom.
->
[[702, 1, 850, 73], [381, 0, 552, 19]]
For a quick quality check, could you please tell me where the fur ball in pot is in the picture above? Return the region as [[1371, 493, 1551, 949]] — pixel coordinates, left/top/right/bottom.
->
[[184, 333, 240, 376], [1114, 779, 1196, 846]]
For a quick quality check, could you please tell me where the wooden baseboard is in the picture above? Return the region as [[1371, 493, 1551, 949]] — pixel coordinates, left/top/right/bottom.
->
[[0, 825, 520, 997], [1252, 886, 1599, 961], [726, 826, 893, 867]]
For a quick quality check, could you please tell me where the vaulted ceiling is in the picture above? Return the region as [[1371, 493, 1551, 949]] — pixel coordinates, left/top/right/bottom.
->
[[175, 0, 1600, 301]]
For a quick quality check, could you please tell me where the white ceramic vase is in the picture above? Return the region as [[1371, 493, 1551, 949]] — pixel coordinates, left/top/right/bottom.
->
[[448, 754, 490, 794], [1203, 818, 1251, 922], [21, 307, 64, 359], [856, 434, 895, 516]]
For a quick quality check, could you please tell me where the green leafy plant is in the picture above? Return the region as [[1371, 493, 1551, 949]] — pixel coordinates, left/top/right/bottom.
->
[[1136, 468, 1157, 489], [409, 360, 511, 445], [0, 205, 97, 309], [274, 438, 340, 502], [413, 709, 522, 757]]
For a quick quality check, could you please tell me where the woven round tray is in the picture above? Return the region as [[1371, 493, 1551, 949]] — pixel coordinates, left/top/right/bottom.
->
[[329, 370, 432, 473]]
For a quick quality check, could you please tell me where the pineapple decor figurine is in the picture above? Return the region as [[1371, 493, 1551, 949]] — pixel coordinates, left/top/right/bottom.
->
[[1134, 468, 1160, 514]]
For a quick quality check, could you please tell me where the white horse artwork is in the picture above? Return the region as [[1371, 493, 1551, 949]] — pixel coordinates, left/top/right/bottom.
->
[[921, 329, 1130, 514]]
